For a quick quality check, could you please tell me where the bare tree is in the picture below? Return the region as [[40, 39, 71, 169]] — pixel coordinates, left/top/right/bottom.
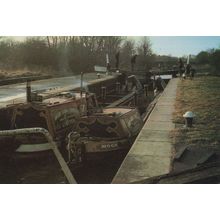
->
[[0, 36, 155, 74], [120, 39, 136, 69], [137, 36, 152, 56]]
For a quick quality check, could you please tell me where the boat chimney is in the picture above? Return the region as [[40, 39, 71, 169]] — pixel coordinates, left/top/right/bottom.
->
[[101, 86, 107, 101], [26, 80, 32, 102], [106, 53, 110, 75]]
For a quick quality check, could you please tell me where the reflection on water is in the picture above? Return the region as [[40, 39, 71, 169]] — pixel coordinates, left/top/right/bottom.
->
[[73, 150, 128, 184]]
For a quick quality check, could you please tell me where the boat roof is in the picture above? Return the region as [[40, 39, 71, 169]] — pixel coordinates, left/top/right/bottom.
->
[[102, 107, 134, 115], [42, 92, 87, 105], [2, 91, 89, 109]]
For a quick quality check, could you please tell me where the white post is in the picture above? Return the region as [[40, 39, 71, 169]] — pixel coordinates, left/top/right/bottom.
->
[[106, 53, 110, 75], [187, 55, 190, 64]]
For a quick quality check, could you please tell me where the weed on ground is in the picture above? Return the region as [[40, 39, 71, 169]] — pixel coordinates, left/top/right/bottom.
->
[[172, 76, 220, 149]]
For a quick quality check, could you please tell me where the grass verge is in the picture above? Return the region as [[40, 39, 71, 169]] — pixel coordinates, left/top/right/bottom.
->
[[172, 76, 220, 149]]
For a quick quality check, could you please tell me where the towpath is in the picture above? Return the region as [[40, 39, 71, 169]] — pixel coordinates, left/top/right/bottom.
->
[[112, 78, 179, 183]]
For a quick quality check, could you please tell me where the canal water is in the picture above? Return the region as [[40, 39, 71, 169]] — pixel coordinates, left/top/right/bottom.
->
[[0, 150, 128, 184], [0, 73, 113, 108]]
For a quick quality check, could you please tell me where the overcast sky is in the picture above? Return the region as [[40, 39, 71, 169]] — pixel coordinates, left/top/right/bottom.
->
[[7, 36, 220, 57]]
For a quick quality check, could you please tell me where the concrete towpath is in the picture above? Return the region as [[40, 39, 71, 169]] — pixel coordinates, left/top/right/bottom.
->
[[112, 78, 179, 183]]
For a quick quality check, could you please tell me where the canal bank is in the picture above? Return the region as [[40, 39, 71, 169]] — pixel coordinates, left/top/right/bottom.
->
[[112, 78, 179, 183]]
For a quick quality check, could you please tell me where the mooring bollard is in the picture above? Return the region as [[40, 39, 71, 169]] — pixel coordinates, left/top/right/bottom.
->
[[182, 73, 186, 79], [144, 84, 148, 97], [183, 111, 195, 128]]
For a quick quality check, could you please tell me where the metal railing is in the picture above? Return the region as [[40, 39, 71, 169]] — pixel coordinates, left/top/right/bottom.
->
[[0, 127, 77, 184]]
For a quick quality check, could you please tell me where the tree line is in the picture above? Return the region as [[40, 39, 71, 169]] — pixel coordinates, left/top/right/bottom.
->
[[195, 49, 220, 73], [2, 36, 218, 75], [0, 36, 155, 74]]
